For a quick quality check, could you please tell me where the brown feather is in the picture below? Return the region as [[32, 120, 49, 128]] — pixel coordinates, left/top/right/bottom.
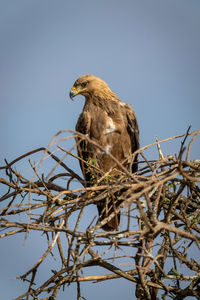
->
[[71, 75, 139, 230]]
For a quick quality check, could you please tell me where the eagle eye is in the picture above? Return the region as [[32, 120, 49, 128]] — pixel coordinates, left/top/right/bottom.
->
[[81, 81, 88, 88]]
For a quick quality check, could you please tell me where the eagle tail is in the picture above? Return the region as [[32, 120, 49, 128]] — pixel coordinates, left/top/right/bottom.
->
[[97, 199, 121, 231]]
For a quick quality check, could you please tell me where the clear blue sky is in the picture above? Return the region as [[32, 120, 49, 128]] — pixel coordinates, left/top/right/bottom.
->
[[0, 1, 200, 299]]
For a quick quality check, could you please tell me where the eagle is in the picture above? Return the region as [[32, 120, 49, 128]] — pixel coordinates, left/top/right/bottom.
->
[[70, 75, 139, 231]]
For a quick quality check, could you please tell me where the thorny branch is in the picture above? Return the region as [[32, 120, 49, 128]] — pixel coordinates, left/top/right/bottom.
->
[[0, 129, 200, 299]]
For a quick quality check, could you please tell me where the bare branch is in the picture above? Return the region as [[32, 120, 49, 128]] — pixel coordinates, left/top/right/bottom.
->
[[0, 129, 200, 299]]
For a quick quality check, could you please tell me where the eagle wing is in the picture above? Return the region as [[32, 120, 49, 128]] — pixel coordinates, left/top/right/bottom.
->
[[123, 103, 140, 172], [75, 111, 92, 185], [75, 102, 139, 231]]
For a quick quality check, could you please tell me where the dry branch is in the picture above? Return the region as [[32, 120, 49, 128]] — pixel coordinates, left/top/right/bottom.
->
[[0, 129, 200, 299]]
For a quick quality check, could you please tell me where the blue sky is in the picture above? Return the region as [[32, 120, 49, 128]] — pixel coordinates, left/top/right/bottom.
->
[[0, 1, 200, 299]]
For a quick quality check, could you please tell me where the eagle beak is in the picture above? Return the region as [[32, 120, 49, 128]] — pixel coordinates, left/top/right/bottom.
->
[[69, 87, 78, 100]]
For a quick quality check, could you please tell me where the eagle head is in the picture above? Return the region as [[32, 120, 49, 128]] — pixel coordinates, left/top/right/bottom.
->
[[69, 74, 109, 100]]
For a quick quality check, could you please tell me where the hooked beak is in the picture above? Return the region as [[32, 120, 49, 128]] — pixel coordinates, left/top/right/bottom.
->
[[69, 87, 77, 100]]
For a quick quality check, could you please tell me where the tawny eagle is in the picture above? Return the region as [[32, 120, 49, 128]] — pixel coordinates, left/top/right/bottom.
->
[[70, 75, 139, 231]]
